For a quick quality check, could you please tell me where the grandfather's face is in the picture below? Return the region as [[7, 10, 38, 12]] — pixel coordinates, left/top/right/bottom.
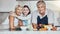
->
[[37, 3, 46, 14]]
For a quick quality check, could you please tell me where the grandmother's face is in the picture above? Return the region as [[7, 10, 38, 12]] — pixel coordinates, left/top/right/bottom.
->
[[15, 7, 23, 16]]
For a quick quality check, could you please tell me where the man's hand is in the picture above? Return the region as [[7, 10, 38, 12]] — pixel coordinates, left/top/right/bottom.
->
[[48, 23, 57, 31], [51, 26, 57, 31], [32, 23, 37, 31]]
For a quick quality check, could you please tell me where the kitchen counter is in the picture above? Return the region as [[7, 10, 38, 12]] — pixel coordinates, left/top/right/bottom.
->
[[0, 24, 60, 34], [0, 24, 60, 31]]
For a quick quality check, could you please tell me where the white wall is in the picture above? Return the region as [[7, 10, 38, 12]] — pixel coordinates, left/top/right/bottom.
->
[[18, 1, 60, 12], [0, 0, 18, 12]]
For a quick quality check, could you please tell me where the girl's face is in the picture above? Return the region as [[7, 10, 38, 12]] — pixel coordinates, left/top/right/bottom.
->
[[23, 7, 29, 16], [15, 7, 23, 16]]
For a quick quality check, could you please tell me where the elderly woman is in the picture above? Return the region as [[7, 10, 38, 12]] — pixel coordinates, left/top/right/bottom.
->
[[9, 5, 23, 30]]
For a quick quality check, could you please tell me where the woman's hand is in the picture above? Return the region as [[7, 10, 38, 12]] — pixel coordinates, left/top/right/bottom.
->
[[10, 26, 16, 31]]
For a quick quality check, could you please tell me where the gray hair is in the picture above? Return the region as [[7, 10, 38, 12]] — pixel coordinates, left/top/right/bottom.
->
[[37, 0, 46, 6]]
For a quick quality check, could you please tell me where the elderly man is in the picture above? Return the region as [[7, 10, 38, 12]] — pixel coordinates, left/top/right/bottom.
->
[[32, 0, 57, 31]]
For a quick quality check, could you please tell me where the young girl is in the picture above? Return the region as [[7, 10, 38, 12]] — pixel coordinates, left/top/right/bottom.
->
[[17, 5, 32, 31], [22, 5, 31, 26]]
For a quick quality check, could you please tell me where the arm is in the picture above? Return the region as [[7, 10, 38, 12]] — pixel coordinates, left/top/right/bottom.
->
[[48, 10, 57, 31], [15, 13, 31, 20], [48, 9, 54, 25], [32, 12, 37, 30], [9, 15, 15, 30]]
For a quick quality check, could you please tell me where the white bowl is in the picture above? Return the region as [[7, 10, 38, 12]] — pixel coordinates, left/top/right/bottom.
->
[[20, 26, 28, 31]]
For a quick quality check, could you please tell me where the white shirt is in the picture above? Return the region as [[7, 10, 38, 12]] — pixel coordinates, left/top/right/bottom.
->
[[32, 9, 54, 24]]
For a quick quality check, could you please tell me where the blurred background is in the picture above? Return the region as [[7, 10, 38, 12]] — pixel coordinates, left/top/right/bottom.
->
[[0, 0, 60, 31]]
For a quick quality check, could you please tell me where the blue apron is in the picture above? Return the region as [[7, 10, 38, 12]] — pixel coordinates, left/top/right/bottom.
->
[[37, 15, 48, 30]]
